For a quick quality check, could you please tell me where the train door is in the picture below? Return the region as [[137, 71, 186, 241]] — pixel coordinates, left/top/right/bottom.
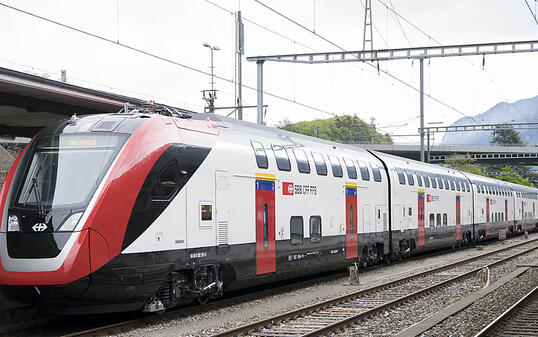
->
[[486, 196, 490, 235], [345, 186, 358, 259], [418, 190, 425, 247], [255, 177, 276, 275], [456, 194, 461, 241], [505, 199, 508, 233]]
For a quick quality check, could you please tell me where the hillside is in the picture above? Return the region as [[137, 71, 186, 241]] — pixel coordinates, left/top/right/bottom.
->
[[441, 95, 538, 146]]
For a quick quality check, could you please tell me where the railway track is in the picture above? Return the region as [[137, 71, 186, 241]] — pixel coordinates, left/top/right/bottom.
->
[[474, 283, 538, 337], [211, 238, 538, 337]]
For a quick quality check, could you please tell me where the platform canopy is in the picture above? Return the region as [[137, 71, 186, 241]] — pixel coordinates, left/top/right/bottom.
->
[[0, 67, 146, 138]]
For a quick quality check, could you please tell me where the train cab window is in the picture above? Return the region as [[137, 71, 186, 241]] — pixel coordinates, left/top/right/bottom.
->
[[251, 141, 269, 169], [290, 216, 303, 245], [151, 161, 178, 200], [311, 152, 328, 176], [406, 171, 414, 186], [272, 144, 291, 171], [310, 216, 322, 243], [436, 214, 441, 227], [293, 149, 311, 174], [358, 161, 370, 181], [343, 158, 357, 179], [424, 174, 430, 188], [328, 155, 343, 178], [429, 213, 435, 227], [443, 213, 448, 226], [430, 175, 437, 188], [371, 163, 382, 182], [416, 173, 423, 187], [397, 168, 406, 185]]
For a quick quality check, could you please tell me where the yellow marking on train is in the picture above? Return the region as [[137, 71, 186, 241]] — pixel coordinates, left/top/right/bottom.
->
[[456, 193, 461, 197], [255, 173, 276, 181], [345, 182, 358, 188], [486, 196, 490, 199], [418, 189, 425, 194]]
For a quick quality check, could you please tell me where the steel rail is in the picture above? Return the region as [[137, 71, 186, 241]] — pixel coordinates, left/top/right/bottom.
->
[[211, 238, 538, 337], [473, 283, 538, 337]]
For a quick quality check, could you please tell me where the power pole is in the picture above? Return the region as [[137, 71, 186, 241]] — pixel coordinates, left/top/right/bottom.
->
[[363, 0, 373, 50], [420, 58, 425, 162], [236, 11, 245, 120]]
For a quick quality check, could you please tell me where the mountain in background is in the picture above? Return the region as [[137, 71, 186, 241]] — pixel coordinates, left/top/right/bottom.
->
[[441, 95, 538, 146]]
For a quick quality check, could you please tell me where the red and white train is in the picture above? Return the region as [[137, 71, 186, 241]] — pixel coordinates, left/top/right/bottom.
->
[[0, 109, 536, 314]]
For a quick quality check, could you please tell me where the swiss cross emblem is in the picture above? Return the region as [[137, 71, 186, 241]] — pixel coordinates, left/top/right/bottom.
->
[[283, 182, 294, 195]]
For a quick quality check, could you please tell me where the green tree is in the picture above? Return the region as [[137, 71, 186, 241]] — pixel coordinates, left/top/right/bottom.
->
[[443, 155, 483, 176], [277, 115, 393, 144], [490, 125, 524, 146], [495, 166, 531, 186]]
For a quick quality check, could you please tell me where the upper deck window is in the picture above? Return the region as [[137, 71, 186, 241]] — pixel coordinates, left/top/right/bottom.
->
[[423, 174, 430, 188], [343, 158, 357, 179], [396, 168, 405, 185], [328, 155, 343, 178], [311, 152, 327, 176], [272, 144, 291, 171], [358, 161, 370, 181], [430, 175, 437, 188], [406, 171, 414, 186], [251, 141, 268, 169], [371, 163, 382, 182], [293, 149, 310, 174]]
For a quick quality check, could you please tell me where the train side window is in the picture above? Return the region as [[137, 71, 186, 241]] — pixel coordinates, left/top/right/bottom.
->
[[371, 163, 382, 182], [272, 144, 291, 171], [310, 216, 322, 243], [358, 161, 370, 181], [328, 155, 343, 178], [151, 161, 178, 200], [408, 207, 412, 216], [251, 141, 268, 169], [416, 172, 423, 186], [311, 152, 328, 176], [429, 214, 435, 227], [263, 204, 269, 248], [343, 158, 357, 179], [443, 177, 450, 190], [293, 149, 311, 174], [456, 180, 460, 191], [437, 176, 443, 189], [443, 213, 448, 226], [436, 213, 441, 227], [397, 169, 406, 185], [424, 174, 430, 188], [290, 216, 303, 246], [406, 171, 414, 186], [450, 179, 456, 191], [430, 175, 437, 188]]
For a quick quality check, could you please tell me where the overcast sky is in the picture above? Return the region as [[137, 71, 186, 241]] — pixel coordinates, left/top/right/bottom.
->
[[0, 0, 537, 144]]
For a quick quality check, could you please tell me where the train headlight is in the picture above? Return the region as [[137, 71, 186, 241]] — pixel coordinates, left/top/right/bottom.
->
[[58, 212, 83, 232], [8, 215, 20, 232]]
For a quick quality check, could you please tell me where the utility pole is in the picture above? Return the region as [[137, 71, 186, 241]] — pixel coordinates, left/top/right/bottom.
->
[[236, 11, 245, 120], [362, 0, 373, 50], [257, 60, 264, 125], [419, 58, 425, 162], [203, 42, 220, 113]]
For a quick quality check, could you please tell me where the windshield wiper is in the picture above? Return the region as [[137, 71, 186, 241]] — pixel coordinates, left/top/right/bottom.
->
[[29, 177, 45, 217]]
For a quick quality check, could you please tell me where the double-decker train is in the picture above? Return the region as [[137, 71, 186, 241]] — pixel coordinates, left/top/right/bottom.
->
[[0, 108, 536, 314]]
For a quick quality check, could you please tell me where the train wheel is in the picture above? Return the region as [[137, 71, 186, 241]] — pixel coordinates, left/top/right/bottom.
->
[[196, 295, 209, 305]]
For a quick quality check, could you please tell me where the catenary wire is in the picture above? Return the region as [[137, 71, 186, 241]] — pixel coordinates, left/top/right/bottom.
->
[[253, 0, 482, 124], [0, 2, 337, 117]]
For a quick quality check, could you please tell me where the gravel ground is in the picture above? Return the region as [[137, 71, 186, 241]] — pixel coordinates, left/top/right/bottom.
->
[[111, 234, 538, 337], [420, 267, 538, 337], [335, 245, 538, 337]]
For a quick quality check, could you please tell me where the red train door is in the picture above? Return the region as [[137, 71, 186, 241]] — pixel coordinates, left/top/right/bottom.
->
[[505, 199, 508, 233], [345, 186, 358, 259], [418, 190, 425, 247], [486, 197, 490, 235], [522, 202, 525, 231], [456, 193, 461, 241], [255, 177, 276, 275]]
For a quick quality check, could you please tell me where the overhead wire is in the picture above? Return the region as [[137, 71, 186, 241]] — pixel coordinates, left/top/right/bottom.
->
[[524, 0, 538, 24], [253, 0, 481, 124], [0, 1, 337, 117]]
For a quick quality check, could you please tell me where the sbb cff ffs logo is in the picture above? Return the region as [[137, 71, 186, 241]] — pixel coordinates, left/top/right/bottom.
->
[[283, 182, 294, 195]]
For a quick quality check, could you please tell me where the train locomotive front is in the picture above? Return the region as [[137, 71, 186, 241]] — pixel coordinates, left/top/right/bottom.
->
[[0, 113, 193, 313]]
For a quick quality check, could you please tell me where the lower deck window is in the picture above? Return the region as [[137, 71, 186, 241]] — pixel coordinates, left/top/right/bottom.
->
[[310, 216, 322, 243], [290, 216, 303, 245], [443, 213, 448, 226]]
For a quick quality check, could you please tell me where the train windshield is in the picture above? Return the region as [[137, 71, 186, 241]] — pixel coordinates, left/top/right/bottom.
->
[[16, 133, 128, 209]]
